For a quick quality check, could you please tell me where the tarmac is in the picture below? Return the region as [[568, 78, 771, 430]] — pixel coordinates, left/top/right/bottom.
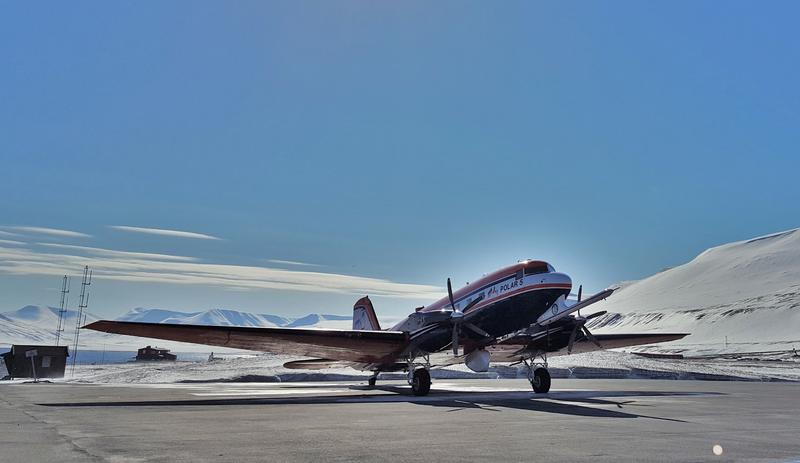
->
[[1, 378, 799, 462]]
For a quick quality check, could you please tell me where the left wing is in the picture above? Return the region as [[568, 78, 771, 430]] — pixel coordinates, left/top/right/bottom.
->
[[85, 321, 409, 364]]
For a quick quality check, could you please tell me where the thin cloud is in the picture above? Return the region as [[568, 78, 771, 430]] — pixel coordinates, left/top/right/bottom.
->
[[36, 243, 198, 262], [0, 239, 25, 246], [109, 225, 222, 241], [0, 230, 21, 238], [0, 243, 442, 300], [2, 226, 91, 238], [267, 259, 322, 267]]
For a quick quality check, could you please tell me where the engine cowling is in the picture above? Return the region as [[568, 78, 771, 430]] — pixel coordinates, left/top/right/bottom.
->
[[465, 349, 491, 372]]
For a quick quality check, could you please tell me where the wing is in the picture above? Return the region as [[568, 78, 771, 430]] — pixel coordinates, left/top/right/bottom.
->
[[485, 332, 688, 363], [85, 321, 409, 364]]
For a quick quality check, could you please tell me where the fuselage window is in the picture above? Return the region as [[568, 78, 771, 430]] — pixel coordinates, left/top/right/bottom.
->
[[524, 265, 549, 276]]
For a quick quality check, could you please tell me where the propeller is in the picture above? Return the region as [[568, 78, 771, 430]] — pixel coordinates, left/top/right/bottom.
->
[[446, 278, 490, 355], [567, 310, 607, 354]]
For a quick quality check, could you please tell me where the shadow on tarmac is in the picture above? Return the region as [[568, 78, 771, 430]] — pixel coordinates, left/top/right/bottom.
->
[[38, 384, 718, 422]]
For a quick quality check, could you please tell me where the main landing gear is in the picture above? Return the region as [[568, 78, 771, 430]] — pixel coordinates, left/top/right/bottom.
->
[[524, 355, 551, 393], [406, 355, 432, 396], [410, 368, 431, 396]]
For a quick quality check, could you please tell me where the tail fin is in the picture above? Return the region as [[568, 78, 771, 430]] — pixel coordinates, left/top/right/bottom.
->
[[353, 296, 381, 331]]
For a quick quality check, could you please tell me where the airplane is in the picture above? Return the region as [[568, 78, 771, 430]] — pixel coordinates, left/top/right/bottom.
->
[[86, 260, 687, 396]]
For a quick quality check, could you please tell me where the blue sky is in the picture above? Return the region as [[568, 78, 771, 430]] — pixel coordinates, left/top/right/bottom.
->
[[1, 1, 799, 320]]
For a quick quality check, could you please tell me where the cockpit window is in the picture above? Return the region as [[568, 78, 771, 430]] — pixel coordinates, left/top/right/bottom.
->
[[524, 264, 550, 275]]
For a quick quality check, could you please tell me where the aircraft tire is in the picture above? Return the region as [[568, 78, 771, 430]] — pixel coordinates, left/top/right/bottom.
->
[[411, 368, 431, 396], [368, 376, 377, 387], [531, 367, 551, 393]]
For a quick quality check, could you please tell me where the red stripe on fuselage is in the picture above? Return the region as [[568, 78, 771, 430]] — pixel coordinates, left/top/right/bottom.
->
[[424, 261, 550, 313]]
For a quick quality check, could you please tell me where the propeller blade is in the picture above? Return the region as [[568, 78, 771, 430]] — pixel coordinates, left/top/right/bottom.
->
[[452, 324, 460, 356], [581, 325, 602, 348], [447, 278, 457, 313], [567, 321, 581, 354], [463, 322, 491, 338], [577, 285, 582, 302]]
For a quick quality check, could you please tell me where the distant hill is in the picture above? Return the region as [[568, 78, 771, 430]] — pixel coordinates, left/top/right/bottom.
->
[[588, 228, 800, 353], [0, 305, 100, 346]]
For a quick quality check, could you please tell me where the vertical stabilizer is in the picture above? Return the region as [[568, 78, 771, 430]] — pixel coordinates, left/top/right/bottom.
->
[[353, 296, 381, 331]]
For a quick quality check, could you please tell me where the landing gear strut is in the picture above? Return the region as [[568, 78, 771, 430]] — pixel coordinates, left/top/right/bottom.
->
[[524, 355, 551, 393]]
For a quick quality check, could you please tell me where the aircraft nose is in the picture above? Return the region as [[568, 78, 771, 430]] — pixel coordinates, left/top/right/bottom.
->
[[533, 271, 572, 288]]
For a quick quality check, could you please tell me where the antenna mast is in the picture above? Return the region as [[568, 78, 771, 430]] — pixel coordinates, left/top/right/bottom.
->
[[70, 265, 92, 376], [55, 275, 70, 345]]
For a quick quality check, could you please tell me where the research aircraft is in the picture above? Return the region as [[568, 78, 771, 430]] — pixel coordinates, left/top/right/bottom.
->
[[86, 260, 687, 395]]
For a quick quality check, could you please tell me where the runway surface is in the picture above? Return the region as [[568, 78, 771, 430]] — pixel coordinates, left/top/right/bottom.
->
[[1, 379, 799, 462]]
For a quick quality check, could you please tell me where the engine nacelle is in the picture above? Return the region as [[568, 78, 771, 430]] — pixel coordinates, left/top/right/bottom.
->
[[465, 349, 491, 372]]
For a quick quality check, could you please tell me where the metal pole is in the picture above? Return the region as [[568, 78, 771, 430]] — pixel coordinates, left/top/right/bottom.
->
[[70, 266, 91, 376], [55, 275, 70, 345]]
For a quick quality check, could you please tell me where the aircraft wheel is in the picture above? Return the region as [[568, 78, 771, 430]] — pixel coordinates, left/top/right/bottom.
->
[[411, 368, 431, 396], [367, 376, 377, 387], [530, 367, 551, 393]]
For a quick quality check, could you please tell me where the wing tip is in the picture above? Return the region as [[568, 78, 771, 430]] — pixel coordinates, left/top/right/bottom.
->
[[82, 320, 111, 331]]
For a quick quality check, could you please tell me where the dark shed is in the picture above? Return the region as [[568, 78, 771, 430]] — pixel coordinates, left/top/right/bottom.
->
[[1, 345, 69, 379]]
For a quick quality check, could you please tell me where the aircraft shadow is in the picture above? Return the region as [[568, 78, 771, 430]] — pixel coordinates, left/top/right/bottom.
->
[[39, 384, 715, 422]]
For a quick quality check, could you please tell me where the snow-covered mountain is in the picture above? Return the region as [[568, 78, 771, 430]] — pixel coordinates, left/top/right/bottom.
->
[[0, 305, 354, 348], [0, 305, 100, 346], [587, 228, 800, 353], [116, 308, 351, 329]]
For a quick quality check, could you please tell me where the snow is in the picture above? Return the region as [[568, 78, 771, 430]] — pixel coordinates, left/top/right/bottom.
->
[[114, 307, 350, 329], [0, 306, 100, 346], [585, 228, 800, 354]]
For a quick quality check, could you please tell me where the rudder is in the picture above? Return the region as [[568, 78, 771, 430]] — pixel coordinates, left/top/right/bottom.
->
[[353, 296, 381, 331]]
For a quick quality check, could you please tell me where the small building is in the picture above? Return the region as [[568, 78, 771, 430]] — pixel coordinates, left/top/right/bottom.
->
[[135, 346, 177, 361], [1, 345, 69, 379]]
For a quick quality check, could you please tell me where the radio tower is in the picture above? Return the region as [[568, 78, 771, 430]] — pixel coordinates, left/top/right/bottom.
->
[[70, 266, 92, 376], [55, 275, 70, 345]]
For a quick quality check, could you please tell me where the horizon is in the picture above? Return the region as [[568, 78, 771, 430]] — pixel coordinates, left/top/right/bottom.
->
[[3, 2, 800, 320]]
